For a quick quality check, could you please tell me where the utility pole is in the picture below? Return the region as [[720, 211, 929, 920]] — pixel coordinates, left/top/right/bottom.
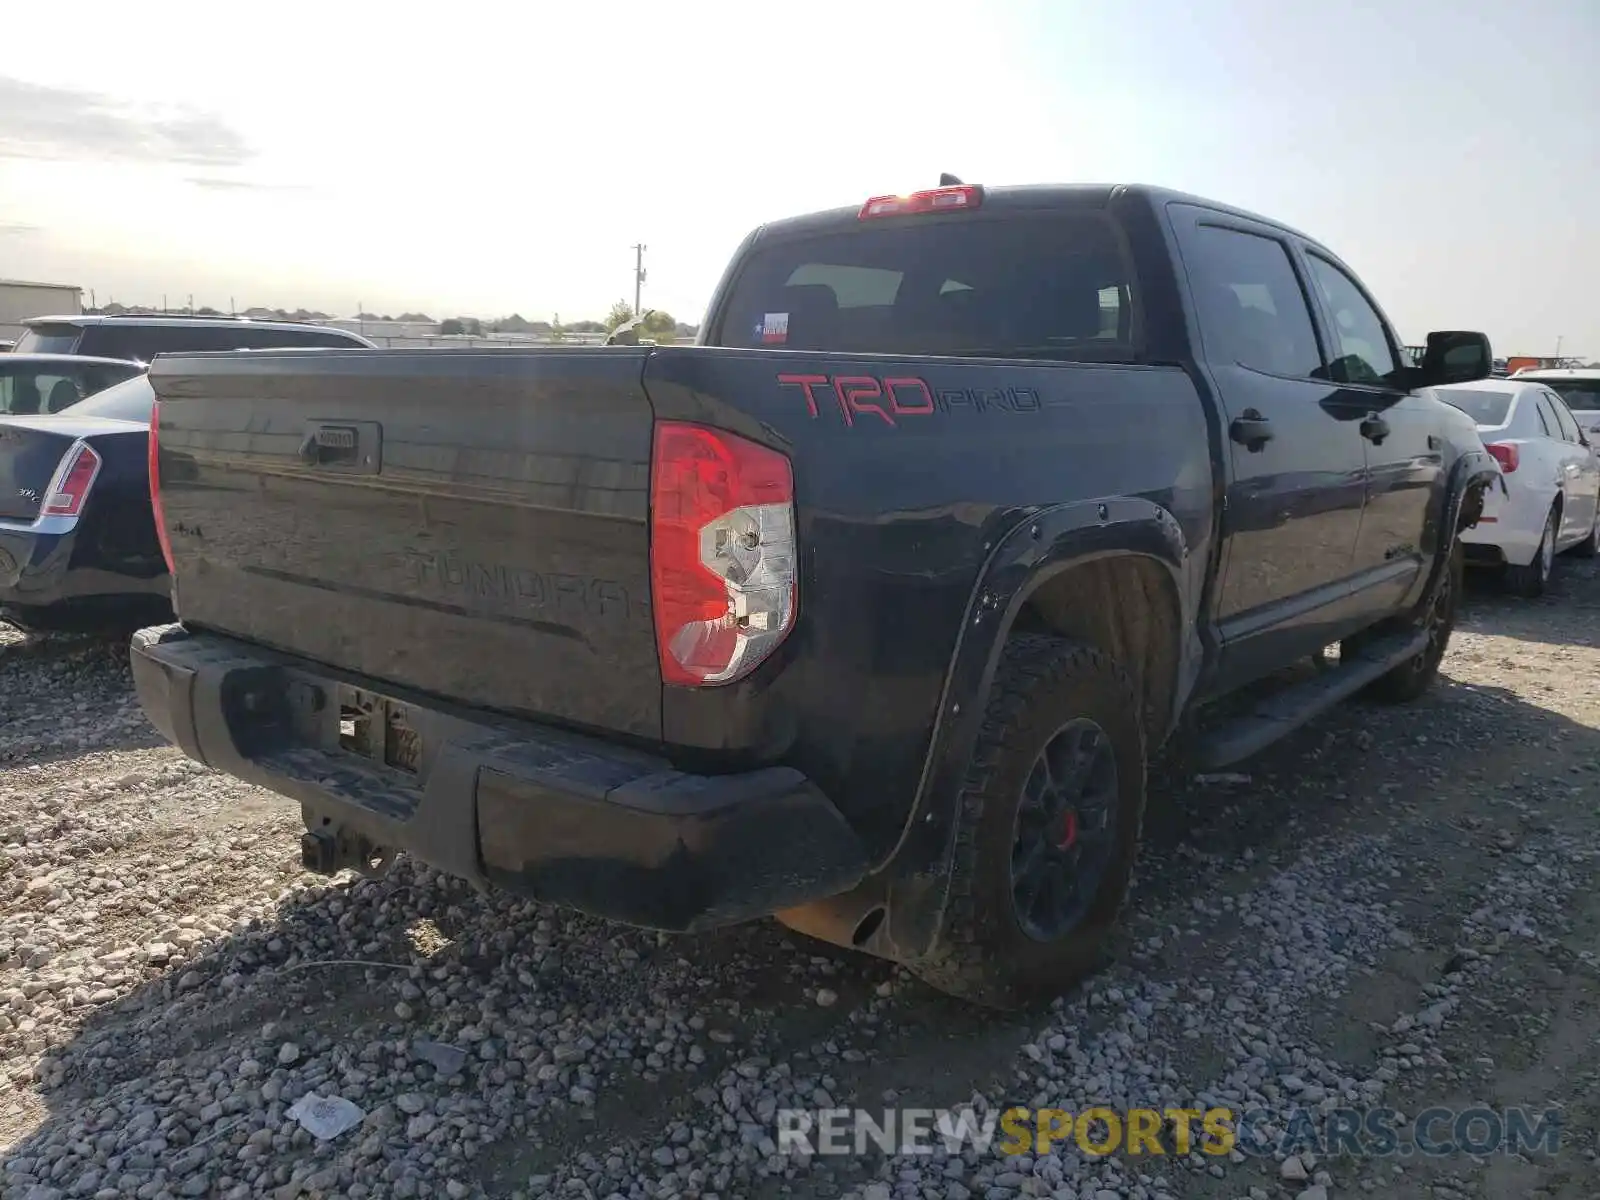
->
[[161, 294, 168, 313], [632, 243, 647, 317], [1554, 335, 1563, 361], [187, 294, 194, 316]]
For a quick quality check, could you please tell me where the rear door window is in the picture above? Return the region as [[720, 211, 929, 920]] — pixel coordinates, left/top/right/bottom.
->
[[83, 324, 255, 359], [714, 212, 1138, 361], [1533, 395, 1560, 438], [1183, 225, 1325, 378], [1547, 393, 1584, 443], [231, 326, 364, 349]]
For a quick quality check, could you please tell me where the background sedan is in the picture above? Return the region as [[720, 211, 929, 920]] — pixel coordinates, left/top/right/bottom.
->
[[1439, 379, 1600, 596], [0, 373, 169, 633]]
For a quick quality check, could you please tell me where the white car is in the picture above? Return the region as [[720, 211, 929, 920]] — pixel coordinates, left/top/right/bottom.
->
[[1510, 366, 1600, 446], [1437, 379, 1600, 596]]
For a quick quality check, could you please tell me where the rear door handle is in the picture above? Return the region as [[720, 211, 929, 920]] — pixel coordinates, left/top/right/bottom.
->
[[1229, 410, 1275, 452], [1360, 412, 1390, 444]]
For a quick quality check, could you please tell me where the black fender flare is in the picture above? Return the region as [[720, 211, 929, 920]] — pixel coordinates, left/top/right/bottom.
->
[[1411, 448, 1501, 610], [858, 496, 1195, 964]]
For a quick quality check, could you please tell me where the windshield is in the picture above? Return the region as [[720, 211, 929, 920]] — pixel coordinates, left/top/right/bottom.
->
[[1439, 387, 1514, 426], [1541, 380, 1600, 414], [0, 359, 145, 414], [13, 324, 82, 355], [714, 212, 1139, 361], [60, 374, 155, 421]]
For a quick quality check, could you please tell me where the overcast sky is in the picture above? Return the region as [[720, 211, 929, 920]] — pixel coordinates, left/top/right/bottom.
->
[[0, 0, 1594, 354]]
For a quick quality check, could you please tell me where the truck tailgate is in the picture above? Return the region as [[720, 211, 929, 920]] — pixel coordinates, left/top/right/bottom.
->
[[148, 349, 662, 739]]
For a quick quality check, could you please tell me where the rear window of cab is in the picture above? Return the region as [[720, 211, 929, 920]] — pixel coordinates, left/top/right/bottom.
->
[[715, 212, 1139, 363]]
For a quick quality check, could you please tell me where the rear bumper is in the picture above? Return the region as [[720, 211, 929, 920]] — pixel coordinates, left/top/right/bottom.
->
[[1457, 480, 1548, 567], [0, 523, 169, 620], [129, 624, 870, 932]]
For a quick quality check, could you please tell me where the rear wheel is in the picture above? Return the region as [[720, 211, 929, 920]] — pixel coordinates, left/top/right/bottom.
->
[[1504, 503, 1558, 597], [913, 635, 1146, 1010]]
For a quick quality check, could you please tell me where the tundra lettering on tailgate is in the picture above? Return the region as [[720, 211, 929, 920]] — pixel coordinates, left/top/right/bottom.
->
[[778, 372, 1042, 428], [402, 549, 642, 623]]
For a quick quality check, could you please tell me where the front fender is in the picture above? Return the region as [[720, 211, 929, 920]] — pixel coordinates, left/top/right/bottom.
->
[[863, 496, 1196, 963]]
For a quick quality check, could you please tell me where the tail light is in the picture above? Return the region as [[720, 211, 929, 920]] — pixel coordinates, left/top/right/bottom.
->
[[649, 422, 796, 686], [148, 399, 176, 573], [42, 442, 102, 517], [1485, 442, 1519, 473], [859, 185, 983, 220]]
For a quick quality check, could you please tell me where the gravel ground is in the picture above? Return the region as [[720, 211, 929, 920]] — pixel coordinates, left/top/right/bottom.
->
[[2, 558, 1598, 1200]]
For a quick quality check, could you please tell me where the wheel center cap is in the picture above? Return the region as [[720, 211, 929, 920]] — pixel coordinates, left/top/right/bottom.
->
[[1057, 808, 1079, 850]]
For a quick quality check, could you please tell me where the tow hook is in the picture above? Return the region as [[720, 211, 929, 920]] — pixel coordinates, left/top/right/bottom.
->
[[301, 826, 395, 878]]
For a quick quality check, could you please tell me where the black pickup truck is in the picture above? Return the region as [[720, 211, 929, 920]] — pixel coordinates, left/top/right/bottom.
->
[[130, 182, 1500, 1008]]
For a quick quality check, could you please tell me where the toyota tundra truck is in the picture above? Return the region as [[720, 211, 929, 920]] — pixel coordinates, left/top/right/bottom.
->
[[129, 182, 1500, 1008]]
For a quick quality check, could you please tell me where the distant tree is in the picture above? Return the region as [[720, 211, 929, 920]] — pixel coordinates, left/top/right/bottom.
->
[[549, 314, 565, 343], [440, 318, 464, 335], [495, 313, 533, 334], [604, 300, 635, 331], [568, 320, 606, 333], [196, 306, 222, 316], [640, 310, 676, 343]]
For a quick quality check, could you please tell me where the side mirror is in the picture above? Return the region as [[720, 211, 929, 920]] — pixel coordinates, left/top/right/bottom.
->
[[1417, 331, 1492, 387]]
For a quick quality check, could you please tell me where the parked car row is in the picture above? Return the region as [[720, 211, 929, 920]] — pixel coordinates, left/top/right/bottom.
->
[[0, 314, 373, 632]]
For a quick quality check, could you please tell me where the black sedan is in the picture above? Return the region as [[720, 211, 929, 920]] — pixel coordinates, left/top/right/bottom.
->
[[0, 373, 171, 633]]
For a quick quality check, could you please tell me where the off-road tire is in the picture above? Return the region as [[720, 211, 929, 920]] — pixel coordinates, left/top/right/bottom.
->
[[1360, 539, 1463, 704], [912, 635, 1146, 1010], [1504, 503, 1558, 598]]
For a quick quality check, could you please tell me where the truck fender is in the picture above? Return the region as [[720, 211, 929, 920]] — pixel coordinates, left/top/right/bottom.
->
[[780, 497, 1194, 965], [1410, 448, 1501, 611]]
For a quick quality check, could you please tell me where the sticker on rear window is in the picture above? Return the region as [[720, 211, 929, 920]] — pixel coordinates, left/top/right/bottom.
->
[[758, 312, 789, 345]]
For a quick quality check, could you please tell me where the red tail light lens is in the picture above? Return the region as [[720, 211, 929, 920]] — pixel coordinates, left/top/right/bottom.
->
[[859, 185, 983, 220], [42, 442, 102, 517], [1486, 441, 1519, 473], [649, 422, 796, 686], [148, 399, 176, 573]]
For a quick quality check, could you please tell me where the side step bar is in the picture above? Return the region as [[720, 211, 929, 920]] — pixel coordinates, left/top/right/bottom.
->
[[1195, 629, 1429, 770]]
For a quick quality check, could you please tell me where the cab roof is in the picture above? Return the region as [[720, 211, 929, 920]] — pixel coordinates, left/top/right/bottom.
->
[[752, 182, 1323, 248]]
